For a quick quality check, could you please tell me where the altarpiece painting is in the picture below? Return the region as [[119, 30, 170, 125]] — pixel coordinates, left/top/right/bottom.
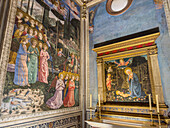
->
[[93, 30, 168, 122], [105, 55, 151, 102]]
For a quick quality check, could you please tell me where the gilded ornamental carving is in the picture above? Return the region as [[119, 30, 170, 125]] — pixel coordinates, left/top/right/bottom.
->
[[97, 58, 103, 64], [148, 48, 158, 55]]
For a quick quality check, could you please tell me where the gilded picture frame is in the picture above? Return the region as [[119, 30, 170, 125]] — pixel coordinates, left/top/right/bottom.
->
[[93, 30, 167, 115]]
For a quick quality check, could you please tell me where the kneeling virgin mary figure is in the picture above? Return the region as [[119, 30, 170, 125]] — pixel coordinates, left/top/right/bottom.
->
[[124, 67, 141, 98]]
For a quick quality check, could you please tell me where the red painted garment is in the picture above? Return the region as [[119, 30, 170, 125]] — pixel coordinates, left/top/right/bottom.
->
[[63, 80, 75, 107], [38, 50, 50, 84]]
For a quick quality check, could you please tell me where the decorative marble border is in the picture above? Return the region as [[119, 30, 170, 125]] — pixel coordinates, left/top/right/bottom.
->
[[0, 0, 17, 105], [86, 109, 96, 120], [0, 0, 83, 125], [101, 106, 167, 115], [1, 111, 81, 128], [102, 114, 166, 123], [0, 107, 81, 123]]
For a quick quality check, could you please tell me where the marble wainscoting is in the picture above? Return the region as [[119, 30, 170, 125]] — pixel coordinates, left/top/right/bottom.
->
[[0, 111, 82, 128]]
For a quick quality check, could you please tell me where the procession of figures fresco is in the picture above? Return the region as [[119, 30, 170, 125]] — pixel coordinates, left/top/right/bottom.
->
[[105, 55, 152, 102], [0, 0, 80, 117]]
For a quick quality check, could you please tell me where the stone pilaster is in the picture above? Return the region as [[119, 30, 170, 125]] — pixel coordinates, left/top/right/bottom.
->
[[97, 58, 104, 103], [148, 48, 165, 105]]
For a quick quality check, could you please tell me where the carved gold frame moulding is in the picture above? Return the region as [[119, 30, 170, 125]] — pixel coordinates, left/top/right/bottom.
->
[[93, 32, 168, 116]]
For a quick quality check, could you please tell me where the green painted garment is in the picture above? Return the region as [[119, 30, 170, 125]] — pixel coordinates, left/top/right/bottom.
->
[[27, 46, 39, 84]]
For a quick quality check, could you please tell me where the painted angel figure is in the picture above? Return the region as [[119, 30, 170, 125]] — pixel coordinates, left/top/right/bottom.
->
[[63, 74, 69, 99], [38, 45, 50, 84], [48, 75, 58, 92], [14, 37, 30, 87], [27, 39, 39, 84], [46, 74, 65, 109], [63, 75, 75, 107], [113, 58, 132, 68], [74, 75, 79, 106]]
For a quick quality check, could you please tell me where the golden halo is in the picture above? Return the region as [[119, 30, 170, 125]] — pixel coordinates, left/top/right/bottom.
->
[[71, 75, 75, 80], [124, 67, 132, 75], [20, 35, 29, 39], [58, 72, 64, 79], [20, 36, 29, 43], [75, 75, 79, 79], [23, 24, 29, 28], [43, 44, 48, 49], [107, 73, 111, 77], [31, 38, 38, 43]]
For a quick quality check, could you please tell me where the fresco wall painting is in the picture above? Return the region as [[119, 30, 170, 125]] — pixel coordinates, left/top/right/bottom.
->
[[0, 0, 80, 117]]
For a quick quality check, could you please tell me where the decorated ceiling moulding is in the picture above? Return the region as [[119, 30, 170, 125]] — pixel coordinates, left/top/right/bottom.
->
[[75, 0, 84, 6], [106, 0, 133, 16], [82, 1, 88, 19], [86, 0, 106, 8]]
